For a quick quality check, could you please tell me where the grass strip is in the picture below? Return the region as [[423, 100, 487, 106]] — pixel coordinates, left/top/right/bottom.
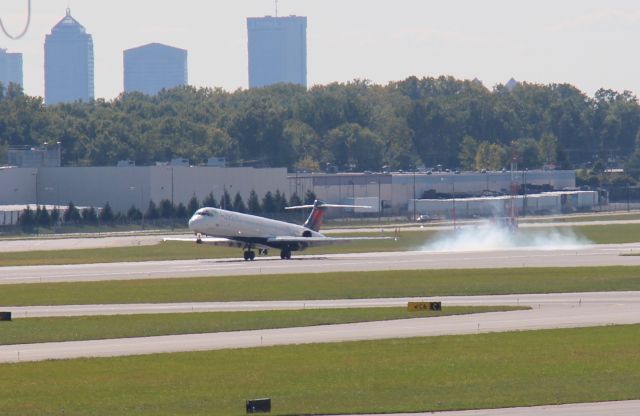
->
[[0, 306, 522, 345], [1, 266, 640, 306], [1, 223, 640, 267], [1, 324, 638, 415]]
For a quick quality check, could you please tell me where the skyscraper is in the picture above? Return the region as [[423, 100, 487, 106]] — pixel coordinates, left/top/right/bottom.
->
[[247, 15, 307, 88], [123, 43, 188, 95], [44, 9, 94, 104], [0, 48, 22, 88]]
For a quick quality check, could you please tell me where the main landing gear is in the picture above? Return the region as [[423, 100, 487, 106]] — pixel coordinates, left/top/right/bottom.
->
[[280, 248, 292, 260], [243, 250, 256, 261]]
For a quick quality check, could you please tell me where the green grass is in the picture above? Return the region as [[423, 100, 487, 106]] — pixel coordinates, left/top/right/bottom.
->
[[2, 266, 640, 306], [1, 324, 638, 415], [0, 306, 522, 345]]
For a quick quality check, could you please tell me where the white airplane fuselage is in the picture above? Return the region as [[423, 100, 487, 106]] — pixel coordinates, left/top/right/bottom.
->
[[188, 208, 324, 242]]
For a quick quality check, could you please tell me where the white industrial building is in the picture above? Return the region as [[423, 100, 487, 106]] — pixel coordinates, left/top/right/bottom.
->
[[290, 170, 576, 215], [0, 167, 580, 223], [0, 166, 288, 214], [409, 191, 600, 219]]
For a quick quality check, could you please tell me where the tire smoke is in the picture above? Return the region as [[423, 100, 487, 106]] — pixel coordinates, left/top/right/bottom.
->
[[423, 221, 590, 252]]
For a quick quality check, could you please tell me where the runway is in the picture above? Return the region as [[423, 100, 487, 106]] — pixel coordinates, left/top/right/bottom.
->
[[347, 400, 640, 416], [6, 291, 640, 317], [2, 243, 640, 284], [1, 291, 639, 363]]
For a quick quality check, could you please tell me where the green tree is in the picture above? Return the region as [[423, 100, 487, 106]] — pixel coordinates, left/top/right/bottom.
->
[[232, 192, 246, 213], [262, 191, 277, 214], [514, 138, 541, 169], [145, 200, 159, 220], [99, 202, 114, 223], [475, 142, 491, 170], [202, 192, 217, 208], [274, 190, 288, 211], [187, 195, 199, 214], [63, 202, 81, 223], [487, 143, 508, 170], [247, 190, 261, 214], [325, 123, 384, 170], [159, 199, 174, 219], [175, 203, 188, 219], [81, 207, 98, 225], [289, 192, 302, 207], [19, 205, 35, 229], [36, 205, 51, 227], [538, 133, 558, 165], [458, 136, 478, 170], [221, 189, 232, 210], [304, 190, 317, 204], [50, 206, 61, 225], [127, 205, 142, 221]]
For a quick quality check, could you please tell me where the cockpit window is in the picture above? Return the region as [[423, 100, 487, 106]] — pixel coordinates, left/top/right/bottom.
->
[[195, 209, 214, 217]]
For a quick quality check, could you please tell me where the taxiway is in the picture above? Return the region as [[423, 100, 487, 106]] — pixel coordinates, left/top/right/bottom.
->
[[1, 291, 638, 363], [2, 243, 640, 284]]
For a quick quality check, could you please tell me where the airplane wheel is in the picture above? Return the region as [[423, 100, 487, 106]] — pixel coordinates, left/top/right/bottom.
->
[[281, 249, 291, 260], [243, 251, 249, 261], [280, 251, 285, 260], [249, 251, 255, 261]]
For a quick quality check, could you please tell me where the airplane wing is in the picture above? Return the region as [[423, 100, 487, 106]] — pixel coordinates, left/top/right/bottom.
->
[[266, 236, 396, 248], [163, 237, 268, 249], [164, 235, 395, 251]]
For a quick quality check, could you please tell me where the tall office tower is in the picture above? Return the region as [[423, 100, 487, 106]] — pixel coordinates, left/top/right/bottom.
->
[[247, 15, 307, 88], [44, 9, 94, 104], [0, 49, 23, 88], [123, 43, 188, 95]]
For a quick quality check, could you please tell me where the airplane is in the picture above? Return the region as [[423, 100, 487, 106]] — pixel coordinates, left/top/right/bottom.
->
[[166, 200, 395, 260]]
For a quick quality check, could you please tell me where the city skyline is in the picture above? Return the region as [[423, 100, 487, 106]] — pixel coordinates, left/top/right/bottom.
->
[[124, 42, 188, 95], [44, 9, 94, 104], [0, 1, 639, 100], [247, 15, 307, 88]]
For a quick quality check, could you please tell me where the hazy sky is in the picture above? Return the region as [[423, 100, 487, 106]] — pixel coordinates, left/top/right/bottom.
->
[[1, 0, 639, 100]]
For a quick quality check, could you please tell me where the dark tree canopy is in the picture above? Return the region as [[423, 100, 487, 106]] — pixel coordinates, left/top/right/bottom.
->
[[1, 78, 639, 174]]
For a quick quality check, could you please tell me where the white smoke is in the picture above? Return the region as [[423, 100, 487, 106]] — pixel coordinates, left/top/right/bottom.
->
[[423, 221, 590, 252]]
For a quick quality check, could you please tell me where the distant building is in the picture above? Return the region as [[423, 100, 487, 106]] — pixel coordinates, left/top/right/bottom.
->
[[0, 49, 23, 88], [247, 15, 307, 88], [505, 78, 519, 92], [7, 144, 61, 168], [123, 43, 188, 95], [44, 9, 94, 104]]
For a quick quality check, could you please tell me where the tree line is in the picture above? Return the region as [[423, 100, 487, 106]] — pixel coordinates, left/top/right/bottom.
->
[[2, 76, 640, 176], [17, 189, 317, 230]]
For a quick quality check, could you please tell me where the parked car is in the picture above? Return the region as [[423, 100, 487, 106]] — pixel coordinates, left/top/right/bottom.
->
[[416, 214, 432, 223]]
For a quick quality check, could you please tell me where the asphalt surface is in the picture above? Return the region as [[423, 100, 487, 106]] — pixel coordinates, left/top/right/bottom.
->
[[1, 291, 638, 363], [3, 228, 640, 416], [2, 243, 640, 284], [346, 400, 640, 416], [0, 215, 639, 253], [6, 291, 639, 318]]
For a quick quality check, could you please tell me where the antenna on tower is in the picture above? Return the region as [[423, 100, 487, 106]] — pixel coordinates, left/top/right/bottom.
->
[[275, 0, 278, 17], [0, 0, 31, 40]]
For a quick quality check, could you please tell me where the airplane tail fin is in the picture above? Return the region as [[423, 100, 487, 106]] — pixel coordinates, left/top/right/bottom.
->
[[285, 200, 372, 232]]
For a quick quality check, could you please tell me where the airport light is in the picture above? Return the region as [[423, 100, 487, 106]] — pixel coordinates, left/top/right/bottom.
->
[[413, 171, 416, 222]]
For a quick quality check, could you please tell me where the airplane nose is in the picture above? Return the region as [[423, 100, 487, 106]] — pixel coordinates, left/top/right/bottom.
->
[[188, 215, 198, 231]]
